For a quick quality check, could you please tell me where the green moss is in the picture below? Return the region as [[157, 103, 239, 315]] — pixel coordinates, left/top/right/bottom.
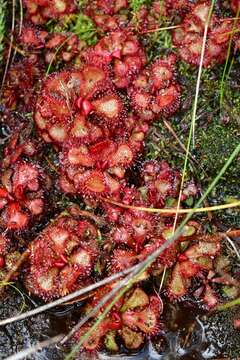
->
[[129, 0, 151, 12], [46, 12, 98, 46], [146, 29, 173, 61], [195, 120, 240, 226], [71, 13, 98, 45], [145, 122, 188, 170], [196, 121, 239, 177]]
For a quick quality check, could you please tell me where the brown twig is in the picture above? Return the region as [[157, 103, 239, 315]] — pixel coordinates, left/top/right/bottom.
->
[[68, 204, 105, 225], [5, 38, 25, 56], [44, 156, 60, 174], [226, 229, 240, 238], [140, 24, 181, 34]]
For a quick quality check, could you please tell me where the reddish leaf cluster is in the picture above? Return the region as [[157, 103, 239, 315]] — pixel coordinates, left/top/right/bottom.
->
[[83, 30, 146, 89], [0, 126, 51, 231], [1, 1, 239, 357], [23, 0, 76, 25], [193, 253, 240, 309], [34, 58, 149, 196], [19, 27, 84, 64], [19, 25, 48, 49], [34, 30, 181, 198], [168, 235, 221, 299], [172, 2, 236, 67], [84, 0, 129, 32], [0, 162, 47, 230], [140, 160, 182, 207], [0, 132, 51, 231], [2, 55, 43, 112], [107, 212, 199, 277], [129, 54, 181, 121], [231, 0, 240, 13], [133, 1, 167, 33], [101, 167, 198, 276], [73, 286, 162, 352], [24, 207, 99, 300], [59, 130, 147, 197], [44, 33, 83, 64], [166, 0, 193, 15]]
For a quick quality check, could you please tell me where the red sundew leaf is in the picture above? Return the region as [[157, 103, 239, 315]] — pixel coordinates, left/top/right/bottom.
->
[[110, 249, 137, 273], [168, 262, 191, 297], [191, 256, 213, 270], [171, 2, 231, 67], [67, 146, 95, 167], [20, 27, 48, 48], [92, 93, 123, 123], [12, 162, 39, 197], [44, 71, 70, 96], [156, 84, 181, 115], [4, 202, 29, 229], [151, 60, 174, 90], [231, 0, 240, 13], [192, 2, 211, 23], [122, 38, 140, 56], [103, 173, 121, 193], [166, 0, 193, 13], [203, 284, 218, 309], [26, 267, 59, 300], [84, 170, 108, 194], [90, 284, 124, 311], [185, 241, 221, 259], [48, 225, 70, 254], [122, 306, 159, 335], [45, 33, 67, 49], [109, 144, 134, 167], [25, 198, 44, 216], [81, 65, 108, 96], [179, 260, 200, 278], [89, 140, 116, 160], [25, 212, 99, 300], [24, 0, 76, 24], [211, 21, 233, 45], [112, 226, 132, 245], [74, 323, 103, 352]]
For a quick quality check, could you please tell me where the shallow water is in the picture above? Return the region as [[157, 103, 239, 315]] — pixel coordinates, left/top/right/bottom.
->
[[1, 289, 239, 360]]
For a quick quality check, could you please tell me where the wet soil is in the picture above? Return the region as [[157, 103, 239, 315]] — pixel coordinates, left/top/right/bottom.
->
[[1, 289, 239, 359], [0, 4, 240, 360]]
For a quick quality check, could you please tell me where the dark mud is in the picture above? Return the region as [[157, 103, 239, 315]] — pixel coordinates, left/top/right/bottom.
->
[[0, 2, 240, 360], [1, 288, 239, 359]]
